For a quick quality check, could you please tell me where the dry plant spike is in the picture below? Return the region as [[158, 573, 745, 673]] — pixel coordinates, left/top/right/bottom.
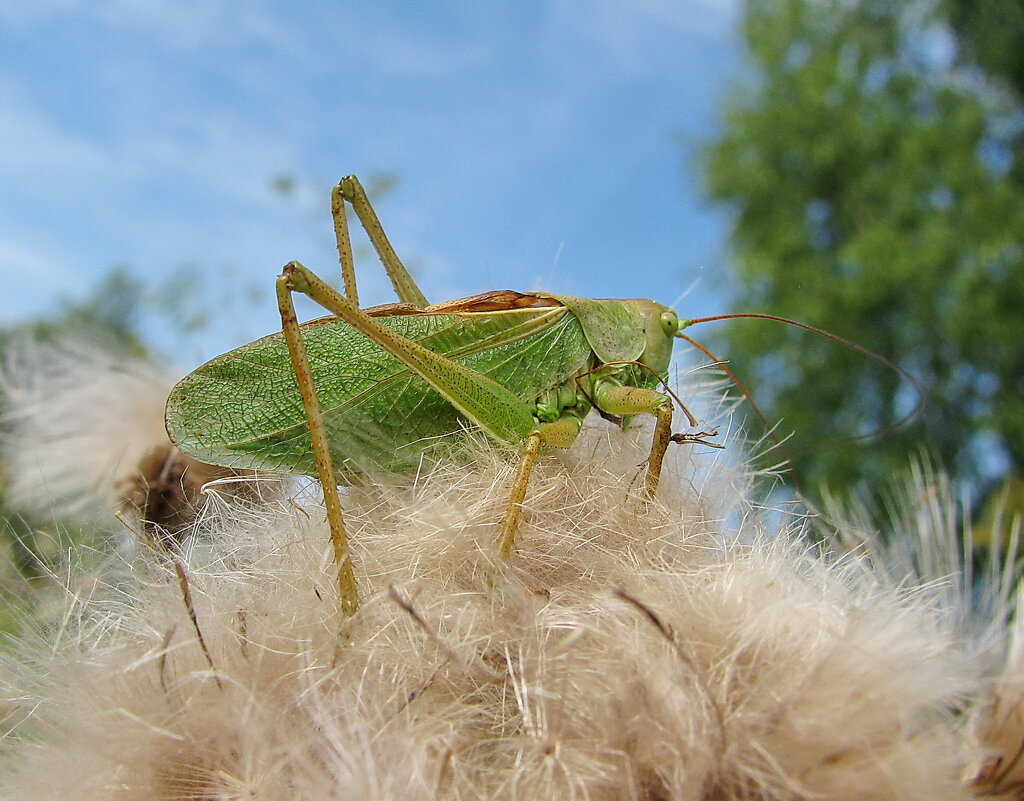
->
[[388, 584, 505, 684], [172, 559, 222, 691], [613, 587, 727, 760], [157, 625, 177, 696]]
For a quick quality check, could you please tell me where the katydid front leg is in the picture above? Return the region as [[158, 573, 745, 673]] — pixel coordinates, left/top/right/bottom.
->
[[593, 383, 674, 497]]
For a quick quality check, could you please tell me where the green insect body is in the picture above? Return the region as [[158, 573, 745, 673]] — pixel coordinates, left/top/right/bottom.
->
[[166, 292, 681, 483], [165, 175, 693, 616]]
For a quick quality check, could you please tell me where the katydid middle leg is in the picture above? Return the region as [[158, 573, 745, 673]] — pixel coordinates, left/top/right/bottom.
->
[[498, 416, 583, 557]]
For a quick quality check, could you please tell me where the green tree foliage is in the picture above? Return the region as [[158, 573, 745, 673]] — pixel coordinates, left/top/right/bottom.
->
[[703, 0, 1024, 504], [944, 0, 1024, 103], [0, 266, 148, 356]]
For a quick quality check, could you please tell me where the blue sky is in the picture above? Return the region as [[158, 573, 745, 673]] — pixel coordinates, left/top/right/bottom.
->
[[1, 1, 743, 367]]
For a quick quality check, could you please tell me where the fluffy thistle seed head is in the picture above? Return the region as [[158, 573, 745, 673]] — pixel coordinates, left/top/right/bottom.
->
[[0, 339, 1002, 801], [1, 339, 175, 528], [119, 442, 265, 544], [0, 419, 983, 800]]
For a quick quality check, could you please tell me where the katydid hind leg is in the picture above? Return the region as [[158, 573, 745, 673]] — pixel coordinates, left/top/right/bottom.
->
[[337, 175, 429, 308], [330, 183, 359, 304], [276, 273, 359, 616]]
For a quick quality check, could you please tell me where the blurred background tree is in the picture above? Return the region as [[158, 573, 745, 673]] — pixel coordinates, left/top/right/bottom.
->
[[945, 0, 1024, 105], [703, 0, 1024, 520]]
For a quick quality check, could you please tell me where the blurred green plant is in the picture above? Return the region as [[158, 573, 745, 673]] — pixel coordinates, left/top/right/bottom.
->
[[0, 264, 213, 634], [702, 0, 1024, 516], [0, 266, 147, 357]]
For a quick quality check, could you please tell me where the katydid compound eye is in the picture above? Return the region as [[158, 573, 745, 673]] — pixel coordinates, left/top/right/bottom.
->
[[659, 310, 679, 336]]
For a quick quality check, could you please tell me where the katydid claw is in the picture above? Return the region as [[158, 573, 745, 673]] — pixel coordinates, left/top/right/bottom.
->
[[670, 427, 724, 449]]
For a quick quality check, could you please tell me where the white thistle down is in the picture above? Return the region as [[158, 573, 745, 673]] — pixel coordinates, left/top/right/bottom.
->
[[0, 340, 1008, 801], [1, 338, 268, 543], [1, 339, 176, 529]]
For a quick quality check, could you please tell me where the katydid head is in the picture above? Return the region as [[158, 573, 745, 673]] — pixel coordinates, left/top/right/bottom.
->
[[626, 299, 689, 377]]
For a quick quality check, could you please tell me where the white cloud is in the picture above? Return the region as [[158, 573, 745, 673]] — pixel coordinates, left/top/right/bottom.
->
[[343, 26, 490, 77], [548, 0, 740, 72]]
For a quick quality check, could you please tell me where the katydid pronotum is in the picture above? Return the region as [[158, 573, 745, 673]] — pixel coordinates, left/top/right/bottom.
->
[[165, 175, 907, 616]]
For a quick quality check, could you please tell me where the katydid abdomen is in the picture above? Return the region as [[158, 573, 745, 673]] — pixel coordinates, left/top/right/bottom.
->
[[166, 304, 592, 480]]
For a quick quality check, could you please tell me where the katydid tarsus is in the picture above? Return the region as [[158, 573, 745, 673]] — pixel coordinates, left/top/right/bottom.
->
[[164, 175, 913, 617]]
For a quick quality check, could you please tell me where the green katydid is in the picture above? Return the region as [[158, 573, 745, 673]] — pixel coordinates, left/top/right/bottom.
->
[[164, 175, 912, 617]]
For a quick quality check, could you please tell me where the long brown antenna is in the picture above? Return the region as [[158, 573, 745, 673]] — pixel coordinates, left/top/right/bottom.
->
[[676, 332, 801, 504], [681, 312, 926, 440]]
